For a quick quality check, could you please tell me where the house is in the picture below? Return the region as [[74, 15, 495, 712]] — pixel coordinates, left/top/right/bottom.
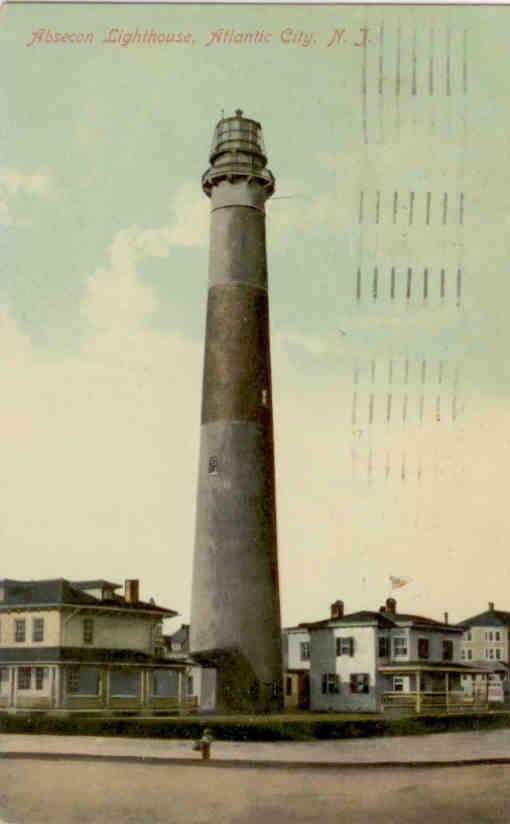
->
[[298, 598, 484, 714], [458, 602, 510, 664], [282, 624, 311, 709], [458, 602, 510, 703], [164, 624, 190, 657], [0, 577, 197, 715]]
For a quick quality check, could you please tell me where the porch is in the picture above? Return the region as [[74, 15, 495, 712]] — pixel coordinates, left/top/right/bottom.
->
[[379, 662, 487, 715], [0, 663, 200, 715]]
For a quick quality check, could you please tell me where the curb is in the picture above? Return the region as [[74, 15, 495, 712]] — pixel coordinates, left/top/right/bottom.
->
[[2, 752, 510, 770]]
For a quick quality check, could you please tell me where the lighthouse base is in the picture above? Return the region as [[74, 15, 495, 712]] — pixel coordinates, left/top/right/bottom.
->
[[191, 648, 282, 714]]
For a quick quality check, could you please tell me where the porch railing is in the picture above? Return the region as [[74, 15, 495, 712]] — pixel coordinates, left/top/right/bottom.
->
[[381, 690, 489, 714]]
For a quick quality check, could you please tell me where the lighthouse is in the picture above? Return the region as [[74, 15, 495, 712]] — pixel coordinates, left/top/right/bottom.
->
[[190, 110, 282, 712]]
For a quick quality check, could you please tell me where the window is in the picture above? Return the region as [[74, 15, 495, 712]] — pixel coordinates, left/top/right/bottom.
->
[[208, 456, 218, 475], [152, 670, 179, 698], [466, 631, 472, 641], [186, 675, 194, 696], [32, 618, 44, 643], [336, 637, 354, 657], [461, 649, 466, 659], [35, 667, 45, 690], [67, 668, 80, 693], [83, 618, 94, 645], [467, 649, 472, 660], [485, 631, 494, 642], [393, 676, 406, 692], [418, 638, 430, 660], [378, 637, 390, 657], [486, 648, 495, 660], [393, 637, 408, 657], [350, 673, 369, 694], [442, 640, 454, 661], [496, 649, 502, 660], [67, 667, 100, 696], [285, 676, 293, 697], [300, 642, 310, 661], [496, 631, 501, 641], [110, 669, 140, 697], [321, 673, 340, 694], [14, 619, 26, 643], [17, 667, 31, 689]]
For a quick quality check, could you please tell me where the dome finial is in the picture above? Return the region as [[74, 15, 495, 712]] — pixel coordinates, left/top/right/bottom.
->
[[235, 108, 243, 117]]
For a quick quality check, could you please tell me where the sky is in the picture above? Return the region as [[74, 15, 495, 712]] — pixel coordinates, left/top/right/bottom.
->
[[1, 4, 510, 631]]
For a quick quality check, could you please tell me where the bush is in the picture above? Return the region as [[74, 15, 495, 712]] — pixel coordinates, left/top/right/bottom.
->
[[1, 710, 510, 741]]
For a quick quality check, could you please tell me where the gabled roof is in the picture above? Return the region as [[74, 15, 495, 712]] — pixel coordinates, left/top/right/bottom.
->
[[302, 610, 459, 633], [168, 624, 190, 644], [0, 578, 177, 616], [72, 580, 121, 591], [392, 613, 460, 632], [457, 610, 510, 629], [0, 579, 98, 607], [304, 610, 397, 631]]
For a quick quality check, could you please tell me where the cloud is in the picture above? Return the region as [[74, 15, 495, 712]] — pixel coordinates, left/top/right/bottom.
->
[[0, 187, 205, 621], [0, 167, 57, 226]]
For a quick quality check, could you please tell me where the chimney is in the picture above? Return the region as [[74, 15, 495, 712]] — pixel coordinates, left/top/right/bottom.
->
[[330, 600, 344, 619], [489, 601, 495, 612], [125, 579, 139, 604], [386, 597, 396, 615], [444, 612, 449, 625]]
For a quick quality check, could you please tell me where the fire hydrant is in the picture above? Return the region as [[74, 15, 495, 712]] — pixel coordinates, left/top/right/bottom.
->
[[192, 728, 213, 760]]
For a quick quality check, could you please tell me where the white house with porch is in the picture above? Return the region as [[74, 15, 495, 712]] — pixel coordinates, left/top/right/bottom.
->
[[0, 577, 198, 715], [305, 598, 484, 715]]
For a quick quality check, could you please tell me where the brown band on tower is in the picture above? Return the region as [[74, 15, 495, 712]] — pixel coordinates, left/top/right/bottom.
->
[[201, 284, 272, 425]]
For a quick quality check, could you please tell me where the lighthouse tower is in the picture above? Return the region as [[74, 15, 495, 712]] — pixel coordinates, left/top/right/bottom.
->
[[190, 110, 282, 712]]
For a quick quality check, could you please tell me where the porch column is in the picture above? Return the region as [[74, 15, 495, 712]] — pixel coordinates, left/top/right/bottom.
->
[[445, 672, 449, 712], [141, 670, 149, 710], [416, 671, 421, 714], [50, 667, 56, 709], [178, 670, 184, 707], [10, 667, 16, 710], [485, 674, 489, 709], [61, 665, 67, 709], [104, 668, 111, 710]]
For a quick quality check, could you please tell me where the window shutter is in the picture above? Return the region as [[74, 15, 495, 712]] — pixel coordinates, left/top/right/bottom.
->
[[349, 637, 355, 656], [418, 638, 429, 659]]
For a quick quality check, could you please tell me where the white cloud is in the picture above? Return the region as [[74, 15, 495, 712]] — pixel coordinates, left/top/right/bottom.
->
[[0, 167, 57, 226]]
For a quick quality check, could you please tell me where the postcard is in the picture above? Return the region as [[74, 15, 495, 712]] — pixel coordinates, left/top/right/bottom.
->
[[1, 2, 510, 821]]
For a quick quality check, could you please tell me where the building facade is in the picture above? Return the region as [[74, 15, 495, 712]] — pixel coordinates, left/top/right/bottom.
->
[[0, 578, 196, 714], [282, 625, 311, 710], [458, 602, 510, 703], [285, 598, 483, 714]]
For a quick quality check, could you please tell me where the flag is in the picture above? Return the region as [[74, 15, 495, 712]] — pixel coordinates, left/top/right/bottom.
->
[[389, 575, 412, 590]]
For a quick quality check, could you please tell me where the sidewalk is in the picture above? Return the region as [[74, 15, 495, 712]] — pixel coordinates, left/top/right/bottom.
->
[[2, 728, 510, 767]]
